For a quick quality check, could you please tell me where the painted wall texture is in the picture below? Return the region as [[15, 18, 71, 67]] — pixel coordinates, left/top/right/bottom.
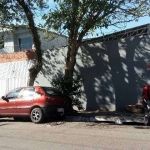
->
[[0, 50, 35, 63], [35, 34, 150, 111]]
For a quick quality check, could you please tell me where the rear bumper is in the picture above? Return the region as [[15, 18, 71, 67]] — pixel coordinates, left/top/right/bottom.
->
[[41, 105, 67, 117]]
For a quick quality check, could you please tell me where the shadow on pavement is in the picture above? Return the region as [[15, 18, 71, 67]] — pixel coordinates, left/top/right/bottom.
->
[[0, 111, 147, 128], [0, 123, 10, 126], [134, 126, 150, 129]]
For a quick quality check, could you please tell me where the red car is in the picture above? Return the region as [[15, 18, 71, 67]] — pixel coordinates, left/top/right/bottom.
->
[[0, 86, 69, 123]]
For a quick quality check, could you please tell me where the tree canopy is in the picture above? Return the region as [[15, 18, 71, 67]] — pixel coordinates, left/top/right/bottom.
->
[[0, 0, 48, 26], [43, 0, 150, 78], [44, 0, 150, 39]]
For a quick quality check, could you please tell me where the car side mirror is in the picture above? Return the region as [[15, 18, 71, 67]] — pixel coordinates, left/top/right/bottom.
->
[[1, 96, 8, 101], [1, 96, 5, 99]]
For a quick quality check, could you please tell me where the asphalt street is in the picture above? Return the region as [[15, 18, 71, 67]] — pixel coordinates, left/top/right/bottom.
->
[[0, 118, 150, 150]]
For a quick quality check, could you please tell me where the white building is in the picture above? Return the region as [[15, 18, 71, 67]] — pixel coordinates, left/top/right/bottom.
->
[[0, 25, 68, 53]]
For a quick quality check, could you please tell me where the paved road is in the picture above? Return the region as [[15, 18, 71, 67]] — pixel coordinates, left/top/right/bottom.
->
[[0, 118, 150, 150]]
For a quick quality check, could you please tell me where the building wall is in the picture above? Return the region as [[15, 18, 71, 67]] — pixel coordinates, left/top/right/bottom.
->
[[0, 50, 35, 63], [0, 50, 34, 97], [38, 30, 68, 50], [0, 31, 149, 111], [0, 27, 68, 53], [78, 35, 150, 111], [35, 34, 150, 111]]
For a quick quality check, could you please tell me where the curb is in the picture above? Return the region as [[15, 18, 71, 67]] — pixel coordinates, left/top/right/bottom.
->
[[65, 115, 144, 124]]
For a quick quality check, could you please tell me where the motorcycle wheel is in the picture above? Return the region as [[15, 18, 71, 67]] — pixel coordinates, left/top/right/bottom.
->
[[144, 116, 150, 126], [144, 110, 150, 126]]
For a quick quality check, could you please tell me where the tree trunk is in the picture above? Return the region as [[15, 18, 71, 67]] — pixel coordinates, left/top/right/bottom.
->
[[64, 39, 80, 112], [65, 39, 80, 78], [28, 63, 41, 86], [16, 0, 42, 86]]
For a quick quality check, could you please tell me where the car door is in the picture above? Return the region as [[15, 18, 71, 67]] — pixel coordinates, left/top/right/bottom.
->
[[16, 87, 35, 115], [0, 88, 22, 116]]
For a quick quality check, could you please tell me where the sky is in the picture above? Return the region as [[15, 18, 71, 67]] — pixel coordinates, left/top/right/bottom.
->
[[100, 16, 150, 35]]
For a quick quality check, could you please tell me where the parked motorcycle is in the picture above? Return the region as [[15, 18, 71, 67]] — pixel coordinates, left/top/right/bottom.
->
[[143, 99, 150, 125], [142, 85, 150, 126]]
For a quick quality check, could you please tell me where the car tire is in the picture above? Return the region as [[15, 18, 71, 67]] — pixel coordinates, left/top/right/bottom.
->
[[30, 107, 44, 123]]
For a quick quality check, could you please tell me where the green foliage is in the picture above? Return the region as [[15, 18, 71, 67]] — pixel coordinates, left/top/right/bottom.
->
[[43, 0, 150, 39], [0, 0, 21, 24], [0, 0, 48, 26], [51, 75, 84, 109]]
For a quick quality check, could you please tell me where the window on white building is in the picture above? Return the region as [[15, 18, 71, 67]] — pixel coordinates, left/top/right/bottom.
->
[[19, 37, 33, 50], [0, 40, 4, 49]]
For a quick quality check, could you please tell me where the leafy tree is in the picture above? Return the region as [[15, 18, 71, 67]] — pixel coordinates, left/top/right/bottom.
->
[[0, 0, 48, 86], [51, 74, 84, 111], [43, 0, 150, 79], [0, 0, 20, 25], [16, 0, 43, 86]]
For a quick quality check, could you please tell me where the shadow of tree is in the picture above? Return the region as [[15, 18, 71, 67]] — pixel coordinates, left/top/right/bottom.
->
[[0, 123, 9, 126], [134, 126, 150, 129], [34, 47, 66, 85], [76, 35, 150, 111], [35, 35, 150, 111], [76, 43, 114, 111]]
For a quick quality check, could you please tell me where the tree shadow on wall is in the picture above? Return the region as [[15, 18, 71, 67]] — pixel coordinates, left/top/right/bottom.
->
[[78, 35, 150, 111], [34, 47, 67, 85], [34, 35, 150, 111], [119, 36, 150, 105], [77, 43, 115, 111]]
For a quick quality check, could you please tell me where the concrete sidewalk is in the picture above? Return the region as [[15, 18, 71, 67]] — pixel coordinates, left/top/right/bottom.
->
[[65, 111, 145, 124]]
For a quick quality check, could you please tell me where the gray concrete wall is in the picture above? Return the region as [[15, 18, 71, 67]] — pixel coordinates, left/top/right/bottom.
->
[[35, 35, 150, 111]]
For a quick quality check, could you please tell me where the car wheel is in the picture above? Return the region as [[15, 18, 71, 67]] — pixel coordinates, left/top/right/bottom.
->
[[30, 107, 44, 123]]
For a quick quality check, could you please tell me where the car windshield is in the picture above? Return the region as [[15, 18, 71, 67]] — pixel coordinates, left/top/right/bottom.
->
[[42, 87, 62, 96], [6, 88, 22, 99]]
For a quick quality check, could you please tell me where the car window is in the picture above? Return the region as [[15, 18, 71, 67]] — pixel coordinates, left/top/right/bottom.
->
[[6, 88, 22, 99], [42, 87, 62, 96], [19, 87, 35, 98]]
